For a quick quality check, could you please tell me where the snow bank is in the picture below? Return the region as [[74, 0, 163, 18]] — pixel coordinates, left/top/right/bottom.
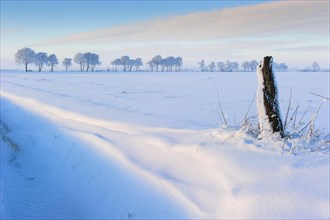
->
[[1, 95, 193, 219], [1, 72, 329, 219]]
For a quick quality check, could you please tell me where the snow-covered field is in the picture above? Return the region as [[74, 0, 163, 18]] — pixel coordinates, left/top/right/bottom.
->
[[1, 70, 329, 219]]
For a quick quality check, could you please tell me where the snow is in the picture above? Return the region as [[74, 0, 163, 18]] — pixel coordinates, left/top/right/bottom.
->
[[1, 70, 329, 219], [256, 60, 274, 137]]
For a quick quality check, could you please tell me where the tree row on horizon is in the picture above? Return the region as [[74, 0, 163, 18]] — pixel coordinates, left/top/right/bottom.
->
[[198, 59, 289, 72], [15, 47, 321, 73], [15, 47, 59, 72]]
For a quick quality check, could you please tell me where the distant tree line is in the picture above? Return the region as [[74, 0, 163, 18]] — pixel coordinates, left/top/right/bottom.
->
[[300, 62, 321, 72], [199, 59, 289, 72], [15, 47, 59, 72], [109, 55, 183, 72], [147, 55, 183, 72], [73, 52, 101, 72], [15, 47, 308, 73], [15, 48, 184, 73], [15, 47, 101, 72], [273, 62, 288, 72], [110, 56, 143, 72], [199, 59, 247, 72]]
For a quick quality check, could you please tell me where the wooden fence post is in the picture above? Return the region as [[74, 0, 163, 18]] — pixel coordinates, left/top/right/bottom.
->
[[257, 56, 284, 138]]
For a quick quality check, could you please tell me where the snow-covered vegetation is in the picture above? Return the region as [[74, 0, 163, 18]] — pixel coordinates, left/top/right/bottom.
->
[[1, 70, 329, 219]]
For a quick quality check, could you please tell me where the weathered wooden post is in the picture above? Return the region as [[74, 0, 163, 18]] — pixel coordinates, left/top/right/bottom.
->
[[256, 56, 284, 138]]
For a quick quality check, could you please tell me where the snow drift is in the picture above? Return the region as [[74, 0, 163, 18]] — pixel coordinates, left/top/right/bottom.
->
[[1, 71, 329, 219]]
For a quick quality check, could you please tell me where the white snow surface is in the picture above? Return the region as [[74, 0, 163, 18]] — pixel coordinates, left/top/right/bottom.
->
[[1, 70, 329, 219]]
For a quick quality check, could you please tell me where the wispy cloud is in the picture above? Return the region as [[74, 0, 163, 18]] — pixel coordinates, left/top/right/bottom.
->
[[36, 1, 329, 46], [1, 27, 24, 35], [27, 0, 328, 68]]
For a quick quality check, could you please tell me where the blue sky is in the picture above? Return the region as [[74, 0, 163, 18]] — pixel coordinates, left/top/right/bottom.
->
[[2, 1, 265, 30], [1, 0, 329, 70]]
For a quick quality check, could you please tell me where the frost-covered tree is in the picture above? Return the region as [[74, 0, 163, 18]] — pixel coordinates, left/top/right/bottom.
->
[[150, 55, 163, 72], [234, 62, 240, 71], [74, 53, 85, 71], [160, 57, 168, 72], [62, 58, 72, 71], [82, 52, 100, 72], [217, 61, 225, 72], [111, 58, 121, 71], [225, 61, 232, 72], [83, 52, 92, 72], [208, 62, 216, 72], [175, 57, 183, 71], [162, 56, 175, 71], [127, 58, 136, 72], [47, 54, 58, 72], [147, 60, 155, 72], [242, 61, 250, 72], [134, 58, 143, 71], [161, 56, 183, 72], [199, 59, 205, 72], [311, 61, 320, 71], [88, 53, 100, 72], [91, 54, 101, 71], [249, 60, 258, 72], [228, 61, 239, 72], [34, 52, 48, 72], [273, 62, 288, 72], [279, 63, 288, 72], [120, 56, 130, 71], [216, 60, 240, 72], [111, 56, 142, 72], [15, 47, 36, 72]]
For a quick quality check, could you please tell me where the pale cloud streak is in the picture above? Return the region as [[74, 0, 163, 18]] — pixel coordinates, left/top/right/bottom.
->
[[27, 0, 329, 69], [36, 1, 329, 46]]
